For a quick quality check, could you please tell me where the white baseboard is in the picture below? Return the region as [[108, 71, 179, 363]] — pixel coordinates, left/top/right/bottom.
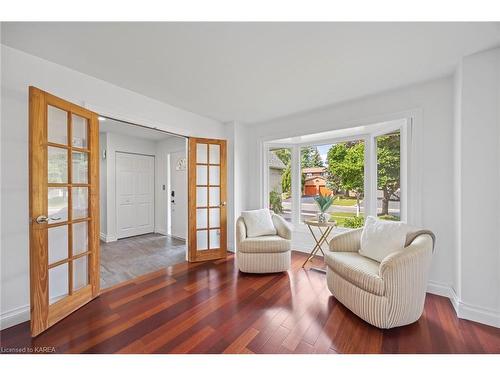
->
[[427, 281, 500, 328], [0, 304, 30, 330], [155, 229, 168, 236], [100, 233, 117, 243]]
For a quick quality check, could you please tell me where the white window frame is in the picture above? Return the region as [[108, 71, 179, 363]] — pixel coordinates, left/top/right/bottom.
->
[[262, 114, 420, 231]]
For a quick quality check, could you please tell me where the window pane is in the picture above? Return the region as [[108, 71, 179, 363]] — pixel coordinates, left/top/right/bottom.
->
[[196, 187, 207, 207], [209, 229, 220, 249], [72, 187, 88, 219], [49, 263, 68, 304], [73, 256, 88, 292], [48, 105, 68, 145], [209, 208, 220, 228], [209, 144, 220, 164], [48, 225, 68, 264], [209, 166, 220, 185], [196, 165, 207, 185], [268, 148, 291, 222], [301, 142, 365, 229], [48, 147, 68, 183], [209, 187, 220, 207], [72, 221, 88, 255], [72, 151, 88, 184], [72, 114, 88, 148], [48, 187, 68, 223], [376, 131, 401, 221], [196, 208, 208, 229], [197, 230, 208, 250], [196, 143, 207, 164]]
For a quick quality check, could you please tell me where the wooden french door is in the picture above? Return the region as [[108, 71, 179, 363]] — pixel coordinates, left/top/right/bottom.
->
[[29, 87, 100, 336], [188, 138, 227, 262]]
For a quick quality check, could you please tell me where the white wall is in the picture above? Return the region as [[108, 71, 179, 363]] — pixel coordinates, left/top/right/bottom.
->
[[237, 76, 456, 298], [454, 47, 500, 327], [0, 45, 225, 329]]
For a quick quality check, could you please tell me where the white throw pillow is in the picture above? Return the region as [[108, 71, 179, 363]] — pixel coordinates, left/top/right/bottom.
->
[[359, 216, 408, 262], [241, 209, 277, 238]]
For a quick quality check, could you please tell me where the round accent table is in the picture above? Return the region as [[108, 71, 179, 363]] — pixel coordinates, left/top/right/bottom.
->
[[302, 219, 337, 272]]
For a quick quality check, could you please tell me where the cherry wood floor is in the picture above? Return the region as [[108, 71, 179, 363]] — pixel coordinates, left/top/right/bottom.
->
[[1, 252, 499, 354]]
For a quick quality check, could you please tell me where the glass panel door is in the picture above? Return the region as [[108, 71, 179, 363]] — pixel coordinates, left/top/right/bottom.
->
[[188, 138, 227, 262], [29, 87, 99, 337]]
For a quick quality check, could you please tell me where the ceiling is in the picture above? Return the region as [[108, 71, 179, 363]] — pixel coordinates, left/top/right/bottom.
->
[[100, 118, 178, 141], [2, 22, 500, 123]]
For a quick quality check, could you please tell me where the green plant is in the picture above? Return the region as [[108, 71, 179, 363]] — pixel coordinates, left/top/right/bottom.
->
[[313, 191, 335, 213], [269, 190, 283, 214], [343, 216, 365, 228]]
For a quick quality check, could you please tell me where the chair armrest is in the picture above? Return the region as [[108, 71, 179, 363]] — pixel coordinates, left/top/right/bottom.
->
[[328, 228, 362, 252], [272, 214, 292, 240], [379, 234, 434, 293], [236, 216, 247, 250]]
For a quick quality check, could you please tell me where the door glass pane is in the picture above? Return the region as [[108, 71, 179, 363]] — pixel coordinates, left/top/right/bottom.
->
[[196, 208, 208, 229], [48, 225, 68, 264], [209, 229, 220, 249], [376, 131, 401, 221], [209, 208, 220, 228], [209, 144, 220, 164], [72, 151, 88, 183], [196, 143, 207, 163], [49, 263, 68, 304], [72, 221, 88, 255], [48, 105, 68, 145], [196, 187, 207, 207], [72, 187, 88, 219], [209, 166, 220, 185], [197, 230, 208, 250], [196, 165, 208, 185], [209, 187, 220, 207], [48, 187, 68, 223], [48, 147, 68, 183], [268, 147, 292, 222], [72, 114, 88, 148], [73, 256, 88, 291]]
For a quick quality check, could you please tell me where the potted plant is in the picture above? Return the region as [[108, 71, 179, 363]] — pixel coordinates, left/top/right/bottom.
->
[[313, 192, 335, 223]]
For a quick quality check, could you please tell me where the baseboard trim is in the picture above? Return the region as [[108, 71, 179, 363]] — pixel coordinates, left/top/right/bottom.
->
[[100, 233, 117, 243], [0, 304, 30, 330], [427, 281, 500, 328]]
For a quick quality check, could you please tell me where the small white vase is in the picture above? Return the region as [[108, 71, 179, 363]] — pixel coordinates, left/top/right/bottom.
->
[[317, 212, 330, 223]]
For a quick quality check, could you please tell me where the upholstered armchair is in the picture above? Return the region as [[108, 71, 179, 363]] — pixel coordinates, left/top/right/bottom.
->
[[236, 213, 292, 273], [326, 227, 434, 329]]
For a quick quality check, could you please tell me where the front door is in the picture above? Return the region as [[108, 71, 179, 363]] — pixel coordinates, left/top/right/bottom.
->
[[187, 138, 227, 262], [29, 87, 100, 336]]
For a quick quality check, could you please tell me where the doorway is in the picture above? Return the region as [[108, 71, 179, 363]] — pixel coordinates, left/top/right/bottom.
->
[[98, 117, 188, 289]]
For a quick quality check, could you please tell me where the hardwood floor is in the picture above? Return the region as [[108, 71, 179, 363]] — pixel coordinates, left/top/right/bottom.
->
[[1, 251, 499, 354]]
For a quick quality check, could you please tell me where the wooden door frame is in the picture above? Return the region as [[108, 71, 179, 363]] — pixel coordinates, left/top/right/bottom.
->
[[29, 87, 100, 336], [187, 137, 227, 262]]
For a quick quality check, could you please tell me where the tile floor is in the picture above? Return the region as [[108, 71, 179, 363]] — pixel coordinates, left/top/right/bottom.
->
[[100, 233, 186, 289]]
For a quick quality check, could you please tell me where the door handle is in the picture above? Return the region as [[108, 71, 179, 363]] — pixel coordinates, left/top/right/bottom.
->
[[220, 201, 226, 207], [35, 215, 61, 224]]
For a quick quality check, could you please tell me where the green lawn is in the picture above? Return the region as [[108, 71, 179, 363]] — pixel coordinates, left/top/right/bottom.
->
[[333, 197, 360, 207], [329, 211, 357, 227]]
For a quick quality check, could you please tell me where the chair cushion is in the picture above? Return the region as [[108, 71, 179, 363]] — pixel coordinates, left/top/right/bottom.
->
[[239, 235, 291, 254], [241, 209, 277, 238], [325, 252, 385, 296], [359, 216, 408, 262]]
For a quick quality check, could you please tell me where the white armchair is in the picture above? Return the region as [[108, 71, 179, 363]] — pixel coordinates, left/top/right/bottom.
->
[[236, 213, 292, 273], [326, 227, 434, 329]]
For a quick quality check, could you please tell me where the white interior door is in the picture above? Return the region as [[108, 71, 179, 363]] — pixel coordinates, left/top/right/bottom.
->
[[169, 151, 187, 240], [116, 152, 154, 239]]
